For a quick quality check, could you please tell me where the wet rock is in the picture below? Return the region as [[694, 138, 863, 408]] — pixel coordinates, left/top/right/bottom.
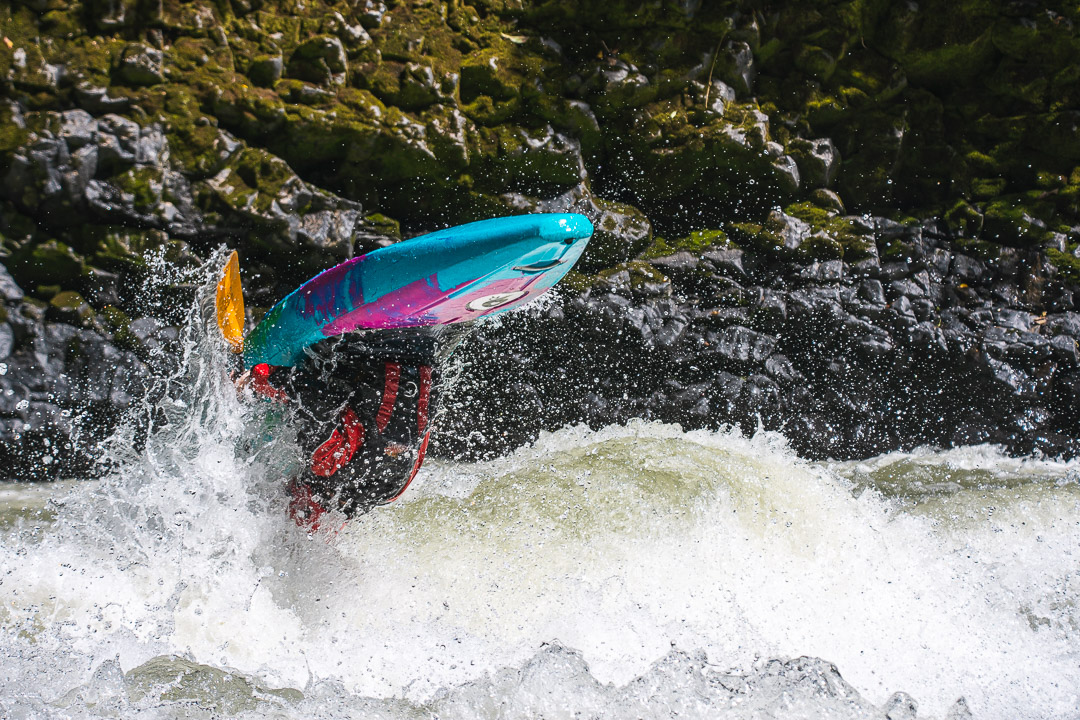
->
[[0, 263, 24, 302], [116, 44, 164, 86], [247, 55, 284, 87], [535, 185, 651, 270], [0, 324, 13, 359], [3, 1, 1080, 468], [951, 254, 987, 284], [48, 292, 94, 325], [994, 308, 1032, 332], [703, 249, 747, 280], [710, 326, 776, 366], [625, 298, 689, 349], [799, 260, 843, 283], [767, 209, 811, 251], [787, 138, 840, 188], [701, 307, 751, 328], [770, 154, 801, 195], [857, 279, 885, 305], [764, 354, 801, 384], [1045, 312, 1080, 337], [907, 322, 947, 352], [287, 35, 348, 86], [718, 40, 756, 96]]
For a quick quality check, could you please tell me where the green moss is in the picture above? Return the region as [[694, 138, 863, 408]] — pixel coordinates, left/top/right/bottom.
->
[[557, 269, 594, 295], [362, 213, 401, 241], [48, 290, 94, 324], [86, 227, 165, 274], [981, 194, 1054, 246], [460, 47, 521, 103], [945, 199, 984, 238], [794, 44, 837, 81], [7, 240, 86, 288], [802, 234, 843, 260], [459, 93, 514, 125], [214, 148, 300, 214], [1046, 248, 1080, 286], [100, 304, 139, 350], [114, 166, 164, 214], [638, 229, 730, 260], [1036, 172, 1067, 190], [964, 151, 1000, 174], [35, 284, 62, 300], [903, 29, 996, 88], [596, 260, 670, 294], [780, 202, 874, 260], [970, 177, 1007, 199], [727, 222, 786, 255], [783, 201, 834, 229], [0, 104, 30, 170], [953, 236, 1003, 262]]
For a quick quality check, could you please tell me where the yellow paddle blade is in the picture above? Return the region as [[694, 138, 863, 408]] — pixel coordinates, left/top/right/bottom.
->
[[216, 251, 245, 353]]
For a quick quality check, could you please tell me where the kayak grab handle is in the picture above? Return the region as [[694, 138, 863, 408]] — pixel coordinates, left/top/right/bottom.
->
[[513, 259, 564, 273]]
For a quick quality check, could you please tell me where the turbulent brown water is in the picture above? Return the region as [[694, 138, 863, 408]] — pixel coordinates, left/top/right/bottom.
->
[[1, 261, 1078, 719]]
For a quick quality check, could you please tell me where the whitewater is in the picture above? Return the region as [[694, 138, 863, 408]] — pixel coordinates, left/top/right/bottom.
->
[[1, 256, 1078, 719]]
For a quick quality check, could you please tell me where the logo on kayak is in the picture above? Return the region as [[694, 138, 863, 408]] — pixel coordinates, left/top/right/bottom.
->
[[466, 291, 527, 311]]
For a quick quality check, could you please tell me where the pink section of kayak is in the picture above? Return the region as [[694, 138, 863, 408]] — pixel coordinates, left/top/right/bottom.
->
[[321, 275, 543, 334]]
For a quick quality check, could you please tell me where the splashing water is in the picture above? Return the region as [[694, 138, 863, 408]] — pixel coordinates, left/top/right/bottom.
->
[[1, 254, 1078, 719]]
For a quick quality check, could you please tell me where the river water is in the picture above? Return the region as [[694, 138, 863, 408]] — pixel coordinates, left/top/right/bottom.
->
[[1, 262, 1078, 719]]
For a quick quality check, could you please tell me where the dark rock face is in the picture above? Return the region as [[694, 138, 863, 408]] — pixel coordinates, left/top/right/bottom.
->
[[0, 295, 148, 478], [437, 223, 1080, 461], [1, 0, 1080, 474]]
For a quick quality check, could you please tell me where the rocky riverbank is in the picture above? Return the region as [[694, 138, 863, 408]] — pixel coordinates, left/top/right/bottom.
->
[[1, 0, 1079, 476]]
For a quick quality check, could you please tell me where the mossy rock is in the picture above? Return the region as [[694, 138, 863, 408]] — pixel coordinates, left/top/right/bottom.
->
[[793, 44, 837, 82], [981, 194, 1053, 246], [111, 166, 166, 215], [779, 202, 877, 261], [1046, 247, 1080, 286], [86, 227, 165, 274], [610, 101, 789, 222], [461, 94, 522, 127], [575, 195, 653, 272], [35, 284, 62, 301], [471, 124, 584, 195], [286, 35, 347, 86], [459, 46, 523, 103], [837, 110, 907, 212], [727, 221, 786, 256], [809, 189, 846, 214], [48, 290, 94, 324], [0, 103, 30, 170], [596, 260, 671, 297], [115, 43, 165, 87], [801, 234, 844, 261], [783, 201, 836, 230], [945, 200, 984, 239], [100, 304, 139, 350], [364, 213, 401, 240], [215, 147, 299, 214], [528, 95, 602, 157], [247, 54, 284, 88], [970, 177, 1007, 200], [7, 240, 86, 288], [638, 229, 731, 261]]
